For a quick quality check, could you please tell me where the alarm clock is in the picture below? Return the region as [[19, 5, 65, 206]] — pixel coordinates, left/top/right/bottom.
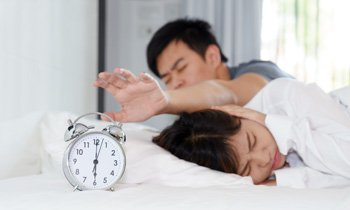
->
[[62, 112, 126, 191]]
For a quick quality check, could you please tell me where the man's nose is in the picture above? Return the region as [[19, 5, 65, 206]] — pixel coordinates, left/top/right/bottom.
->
[[173, 81, 184, 89], [171, 73, 185, 90]]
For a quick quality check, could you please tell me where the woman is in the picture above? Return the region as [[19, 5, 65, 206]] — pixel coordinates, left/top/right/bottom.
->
[[153, 78, 350, 188]]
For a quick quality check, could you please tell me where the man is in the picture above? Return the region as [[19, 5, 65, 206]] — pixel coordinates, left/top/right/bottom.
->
[[94, 18, 293, 123], [146, 18, 292, 92]]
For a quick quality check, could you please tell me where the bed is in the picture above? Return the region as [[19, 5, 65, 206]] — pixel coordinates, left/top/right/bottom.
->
[[0, 112, 349, 210]]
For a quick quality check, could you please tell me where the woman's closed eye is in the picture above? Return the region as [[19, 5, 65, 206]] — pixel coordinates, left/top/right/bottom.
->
[[241, 162, 251, 176], [248, 132, 257, 151], [240, 133, 257, 176], [251, 134, 257, 149]]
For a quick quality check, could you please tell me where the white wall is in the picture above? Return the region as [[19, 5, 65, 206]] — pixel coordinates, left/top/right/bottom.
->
[[0, 0, 98, 122]]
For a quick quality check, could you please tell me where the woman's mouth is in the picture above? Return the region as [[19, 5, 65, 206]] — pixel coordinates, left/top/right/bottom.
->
[[271, 150, 281, 170]]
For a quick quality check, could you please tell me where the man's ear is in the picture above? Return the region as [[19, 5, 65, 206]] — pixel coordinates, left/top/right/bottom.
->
[[204, 44, 222, 68]]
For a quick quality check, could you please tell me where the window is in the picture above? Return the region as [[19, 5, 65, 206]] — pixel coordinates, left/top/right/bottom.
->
[[261, 0, 350, 91]]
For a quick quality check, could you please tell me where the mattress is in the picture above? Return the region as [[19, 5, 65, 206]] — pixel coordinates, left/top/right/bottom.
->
[[0, 112, 349, 210]]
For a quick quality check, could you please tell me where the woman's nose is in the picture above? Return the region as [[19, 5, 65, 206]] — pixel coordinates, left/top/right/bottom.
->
[[251, 152, 271, 168]]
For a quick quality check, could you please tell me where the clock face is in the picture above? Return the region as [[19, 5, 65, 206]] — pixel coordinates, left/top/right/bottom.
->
[[65, 131, 126, 190]]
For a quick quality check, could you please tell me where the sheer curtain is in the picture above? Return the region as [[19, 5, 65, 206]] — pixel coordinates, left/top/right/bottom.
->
[[185, 0, 263, 66], [261, 0, 350, 91], [0, 0, 98, 122]]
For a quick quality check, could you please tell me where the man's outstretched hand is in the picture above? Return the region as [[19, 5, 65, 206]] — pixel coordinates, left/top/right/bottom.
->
[[93, 68, 168, 122]]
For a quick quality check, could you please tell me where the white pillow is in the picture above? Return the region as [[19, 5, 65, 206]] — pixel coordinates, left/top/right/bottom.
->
[[39, 111, 77, 173], [123, 128, 252, 187], [0, 112, 44, 180], [329, 85, 350, 114], [39, 112, 252, 187]]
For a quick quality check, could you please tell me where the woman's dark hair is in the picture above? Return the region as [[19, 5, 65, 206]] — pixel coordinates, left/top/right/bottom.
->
[[147, 18, 228, 77], [152, 109, 240, 173]]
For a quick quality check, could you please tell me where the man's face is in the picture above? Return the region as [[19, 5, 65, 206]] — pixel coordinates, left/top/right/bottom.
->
[[156, 40, 218, 90]]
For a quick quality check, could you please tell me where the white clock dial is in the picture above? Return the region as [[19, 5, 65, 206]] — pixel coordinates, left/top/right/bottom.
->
[[64, 131, 126, 190]]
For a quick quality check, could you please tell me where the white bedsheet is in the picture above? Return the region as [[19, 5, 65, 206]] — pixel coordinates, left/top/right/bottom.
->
[[0, 112, 350, 210], [1, 173, 349, 210]]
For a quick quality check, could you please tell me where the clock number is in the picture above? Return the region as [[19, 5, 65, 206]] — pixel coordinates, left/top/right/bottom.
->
[[105, 142, 108, 148], [76, 149, 83, 155], [73, 158, 77, 164], [93, 181, 97, 186], [83, 142, 90, 148], [114, 160, 118, 166], [111, 150, 115, 156], [103, 177, 107, 183], [83, 176, 87, 182], [75, 169, 80, 175], [93, 139, 100, 145], [110, 170, 114, 176]]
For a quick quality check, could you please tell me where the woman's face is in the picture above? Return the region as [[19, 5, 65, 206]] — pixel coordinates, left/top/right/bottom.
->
[[230, 119, 286, 184]]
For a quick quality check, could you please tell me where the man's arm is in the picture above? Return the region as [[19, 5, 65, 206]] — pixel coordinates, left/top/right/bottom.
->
[[165, 73, 267, 113], [223, 73, 268, 106], [94, 68, 267, 122]]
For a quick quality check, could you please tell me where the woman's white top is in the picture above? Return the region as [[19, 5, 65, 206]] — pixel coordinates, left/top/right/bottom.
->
[[245, 78, 350, 188]]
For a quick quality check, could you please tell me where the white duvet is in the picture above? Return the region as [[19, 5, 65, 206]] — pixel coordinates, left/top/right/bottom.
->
[[0, 112, 349, 210]]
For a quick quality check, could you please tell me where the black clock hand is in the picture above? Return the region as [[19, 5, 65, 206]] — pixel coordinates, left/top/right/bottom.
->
[[95, 140, 98, 159], [92, 140, 99, 172], [92, 163, 97, 174], [93, 164, 97, 182], [92, 139, 104, 182], [96, 139, 104, 160]]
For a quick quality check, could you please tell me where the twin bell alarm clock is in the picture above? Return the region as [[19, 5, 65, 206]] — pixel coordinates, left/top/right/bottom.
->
[[62, 112, 126, 191]]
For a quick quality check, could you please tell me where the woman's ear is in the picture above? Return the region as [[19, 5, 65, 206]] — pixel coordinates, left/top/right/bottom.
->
[[204, 44, 222, 68]]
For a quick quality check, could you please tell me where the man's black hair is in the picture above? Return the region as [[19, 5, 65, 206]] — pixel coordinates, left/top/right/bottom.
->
[[146, 18, 228, 77]]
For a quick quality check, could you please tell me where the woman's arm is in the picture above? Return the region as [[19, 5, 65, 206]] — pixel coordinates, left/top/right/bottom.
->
[[274, 166, 350, 188], [212, 104, 267, 125]]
